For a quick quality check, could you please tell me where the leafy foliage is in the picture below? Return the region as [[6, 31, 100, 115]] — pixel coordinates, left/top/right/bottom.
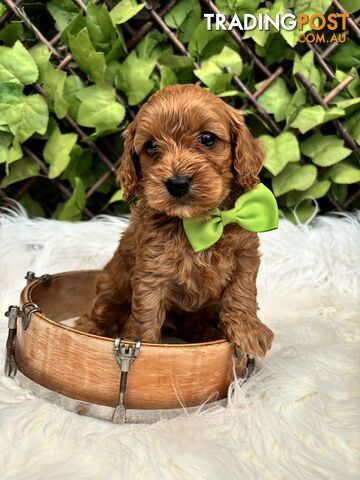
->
[[0, 0, 359, 221]]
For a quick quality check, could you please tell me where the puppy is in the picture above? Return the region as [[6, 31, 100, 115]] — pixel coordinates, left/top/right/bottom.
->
[[76, 84, 274, 357]]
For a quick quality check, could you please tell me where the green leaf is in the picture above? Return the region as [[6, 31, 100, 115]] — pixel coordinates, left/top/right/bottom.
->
[[337, 0, 359, 13], [82, 127, 122, 142], [115, 51, 156, 105], [285, 89, 306, 127], [110, 0, 145, 25], [160, 65, 178, 89], [61, 144, 93, 186], [0, 41, 39, 85], [343, 110, 360, 144], [0, 22, 25, 46], [35, 116, 58, 141], [329, 39, 360, 70], [331, 184, 347, 203], [164, 0, 201, 42], [244, 8, 271, 47], [327, 158, 360, 184], [303, 181, 332, 201], [335, 68, 357, 86], [0, 131, 13, 164], [215, 0, 260, 15], [195, 64, 231, 94], [290, 106, 345, 133], [283, 199, 318, 224], [1, 157, 40, 188], [209, 45, 242, 74], [76, 84, 125, 131], [333, 69, 359, 101], [108, 189, 124, 205], [194, 46, 242, 94], [68, 28, 106, 84], [218, 90, 243, 98], [272, 163, 317, 196], [56, 177, 86, 221], [301, 132, 351, 167], [19, 192, 45, 217], [105, 35, 127, 63], [86, 3, 117, 53], [42, 64, 68, 118], [47, 0, 80, 31], [63, 75, 84, 119], [0, 83, 49, 143], [293, 51, 325, 94], [159, 50, 194, 70], [176, 4, 201, 44], [256, 33, 293, 65], [165, 0, 198, 29], [261, 132, 300, 175], [43, 126, 78, 179], [30, 43, 51, 80], [0, 135, 22, 174], [292, 0, 332, 14], [281, 0, 332, 47], [188, 22, 227, 58], [137, 30, 165, 61], [256, 78, 291, 122], [5, 138, 22, 172], [335, 98, 360, 109], [334, 97, 360, 117], [281, 26, 308, 49], [285, 180, 331, 207], [60, 12, 86, 45]]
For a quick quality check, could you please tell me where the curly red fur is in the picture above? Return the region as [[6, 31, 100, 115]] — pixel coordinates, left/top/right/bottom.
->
[[76, 84, 273, 357]]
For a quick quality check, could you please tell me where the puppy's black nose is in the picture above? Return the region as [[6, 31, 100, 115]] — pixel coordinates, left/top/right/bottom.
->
[[165, 175, 191, 197]]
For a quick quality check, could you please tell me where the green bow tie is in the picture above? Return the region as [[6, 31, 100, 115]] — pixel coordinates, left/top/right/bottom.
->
[[183, 183, 278, 252]]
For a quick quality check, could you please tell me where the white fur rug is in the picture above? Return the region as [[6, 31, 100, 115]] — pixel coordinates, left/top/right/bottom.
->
[[0, 205, 359, 480]]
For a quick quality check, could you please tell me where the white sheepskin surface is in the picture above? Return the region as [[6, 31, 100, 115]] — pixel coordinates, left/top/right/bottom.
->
[[0, 205, 359, 480]]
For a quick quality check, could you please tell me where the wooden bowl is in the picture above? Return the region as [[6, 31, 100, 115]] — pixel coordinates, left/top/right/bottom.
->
[[11, 271, 248, 420]]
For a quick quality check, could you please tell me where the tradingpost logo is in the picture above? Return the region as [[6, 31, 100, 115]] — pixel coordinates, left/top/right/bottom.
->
[[204, 11, 349, 44]]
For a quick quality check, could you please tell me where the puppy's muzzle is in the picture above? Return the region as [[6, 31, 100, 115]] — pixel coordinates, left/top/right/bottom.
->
[[165, 175, 192, 198]]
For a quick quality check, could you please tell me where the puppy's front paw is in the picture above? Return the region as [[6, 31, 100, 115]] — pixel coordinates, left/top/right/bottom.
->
[[122, 317, 161, 343], [227, 318, 274, 357]]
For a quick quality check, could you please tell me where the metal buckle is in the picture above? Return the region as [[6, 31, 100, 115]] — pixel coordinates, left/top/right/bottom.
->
[[112, 338, 141, 424], [4, 272, 47, 377], [21, 302, 41, 330], [25, 271, 52, 286], [4, 306, 20, 378]]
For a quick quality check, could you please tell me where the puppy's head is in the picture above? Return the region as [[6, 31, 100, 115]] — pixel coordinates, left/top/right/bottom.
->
[[118, 84, 263, 218]]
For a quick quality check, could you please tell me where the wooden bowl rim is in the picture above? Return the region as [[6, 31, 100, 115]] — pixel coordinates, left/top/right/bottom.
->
[[21, 269, 229, 349]]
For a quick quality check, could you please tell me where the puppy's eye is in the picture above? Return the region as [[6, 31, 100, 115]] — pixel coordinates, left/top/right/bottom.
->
[[144, 140, 157, 157], [199, 132, 216, 148]]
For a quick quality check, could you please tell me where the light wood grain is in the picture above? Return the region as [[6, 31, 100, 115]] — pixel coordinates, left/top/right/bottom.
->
[[15, 271, 247, 409]]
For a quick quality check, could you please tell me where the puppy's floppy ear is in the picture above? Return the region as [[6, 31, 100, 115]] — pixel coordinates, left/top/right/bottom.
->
[[117, 121, 141, 201], [227, 106, 264, 191]]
